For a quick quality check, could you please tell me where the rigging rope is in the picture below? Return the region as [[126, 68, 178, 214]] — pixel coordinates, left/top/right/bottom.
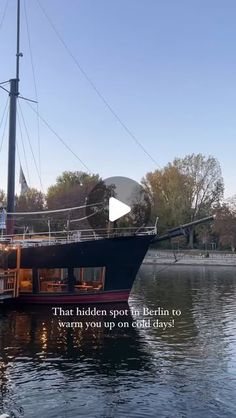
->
[[0, 99, 9, 154], [23, 0, 42, 186], [17, 110, 31, 186], [25, 100, 92, 173], [7, 201, 104, 216], [0, 85, 10, 94], [0, 0, 9, 33], [70, 207, 104, 223], [18, 101, 43, 189], [35, 0, 161, 170], [16, 141, 22, 173], [0, 97, 8, 132], [144, 252, 187, 276]]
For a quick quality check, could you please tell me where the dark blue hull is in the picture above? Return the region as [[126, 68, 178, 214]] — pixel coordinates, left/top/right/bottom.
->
[[3, 234, 154, 304]]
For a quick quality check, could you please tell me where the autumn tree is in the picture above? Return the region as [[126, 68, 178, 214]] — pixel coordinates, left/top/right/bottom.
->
[[143, 154, 224, 247], [15, 188, 45, 212], [173, 154, 224, 221], [14, 188, 45, 232], [173, 154, 224, 247], [46, 171, 100, 230], [213, 204, 236, 251], [143, 165, 192, 233], [224, 195, 236, 212]]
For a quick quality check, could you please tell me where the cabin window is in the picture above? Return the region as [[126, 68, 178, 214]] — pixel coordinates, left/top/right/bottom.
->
[[19, 269, 32, 292], [74, 267, 105, 292], [19, 267, 105, 293], [38, 268, 67, 292]]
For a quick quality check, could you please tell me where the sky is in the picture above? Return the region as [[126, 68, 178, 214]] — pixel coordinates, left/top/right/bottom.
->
[[0, 0, 236, 197]]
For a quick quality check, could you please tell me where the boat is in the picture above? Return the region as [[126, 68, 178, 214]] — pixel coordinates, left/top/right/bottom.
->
[[0, 1, 213, 305]]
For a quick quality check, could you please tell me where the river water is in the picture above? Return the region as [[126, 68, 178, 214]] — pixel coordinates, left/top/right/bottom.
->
[[0, 265, 236, 418]]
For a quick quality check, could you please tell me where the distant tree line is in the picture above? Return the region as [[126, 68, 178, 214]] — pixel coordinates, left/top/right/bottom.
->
[[0, 153, 235, 251]]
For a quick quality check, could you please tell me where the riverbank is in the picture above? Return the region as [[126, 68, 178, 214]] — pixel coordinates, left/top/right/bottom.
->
[[144, 249, 236, 266]]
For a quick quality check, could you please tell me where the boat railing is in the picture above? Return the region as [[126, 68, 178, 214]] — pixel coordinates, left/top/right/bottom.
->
[[0, 272, 17, 296], [0, 226, 156, 248]]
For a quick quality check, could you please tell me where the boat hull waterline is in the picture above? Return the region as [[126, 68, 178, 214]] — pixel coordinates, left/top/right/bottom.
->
[[13, 290, 131, 305]]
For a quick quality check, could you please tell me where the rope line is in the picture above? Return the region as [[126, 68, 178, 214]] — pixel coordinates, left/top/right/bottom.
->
[[16, 141, 24, 183], [18, 101, 43, 189], [8, 201, 104, 215], [25, 100, 92, 173], [0, 97, 8, 132], [23, 0, 42, 186], [0, 85, 10, 94], [0, 0, 9, 32], [17, 110, 31, 186], [35, 0, 161, 169], [0, 100, 9, 154], [144, 251, 188, 276], [70, 207, 104, 223]]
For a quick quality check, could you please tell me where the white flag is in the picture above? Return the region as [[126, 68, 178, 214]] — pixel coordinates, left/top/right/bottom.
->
[[19, 165, 29, 195]]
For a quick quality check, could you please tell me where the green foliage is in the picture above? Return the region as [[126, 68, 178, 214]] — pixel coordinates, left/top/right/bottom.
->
[[46, 171, 100, 230], [143, 164, 193, 232], [173, 154, 224, 220], [15, 188, 45, 212], [15, 188, 45, 232], [213, 204, 236, 251], [143, 153, 224, 247], [0, 156, 226, 243], [47, 171, 100, 209]]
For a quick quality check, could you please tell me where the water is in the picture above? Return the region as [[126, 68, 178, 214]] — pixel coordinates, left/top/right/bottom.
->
[[1, 265, 236, 418]]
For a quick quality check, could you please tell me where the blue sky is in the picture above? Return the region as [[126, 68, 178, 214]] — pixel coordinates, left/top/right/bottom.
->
[[0, 0, 236, 197]]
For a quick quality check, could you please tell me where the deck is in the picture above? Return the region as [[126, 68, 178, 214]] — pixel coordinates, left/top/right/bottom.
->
[[0, 272, 18, 302]]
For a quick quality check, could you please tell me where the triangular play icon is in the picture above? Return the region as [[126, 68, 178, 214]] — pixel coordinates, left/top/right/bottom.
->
[[109, 197, 131, 222]]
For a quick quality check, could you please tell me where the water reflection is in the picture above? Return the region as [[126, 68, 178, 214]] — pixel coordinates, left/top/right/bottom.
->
[[0, 304, 154, 417], [0, 304, 152, 367], [0, 265, 236, 417]]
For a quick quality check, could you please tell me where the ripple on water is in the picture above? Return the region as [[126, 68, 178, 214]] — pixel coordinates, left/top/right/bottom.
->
[[0, 265, 236, 417]]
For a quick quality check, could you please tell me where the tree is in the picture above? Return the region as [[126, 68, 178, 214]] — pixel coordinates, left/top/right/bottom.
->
[[173, 154, 224, 247], [143, 154, 224, 247], [46, 171, 100, 230], [224, 195, 236, 212], [47, 171, 99, 208], [213, 204, 236, 252], [173, 154, 224, 220], [143, 165, 192, 233], [15, 188, 45, 233], [15, 188, 45, 212]]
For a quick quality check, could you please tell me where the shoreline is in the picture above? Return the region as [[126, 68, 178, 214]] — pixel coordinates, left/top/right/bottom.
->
[[143, 249, 236, 266]]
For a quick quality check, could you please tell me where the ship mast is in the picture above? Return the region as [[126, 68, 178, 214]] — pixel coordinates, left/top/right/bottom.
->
[[6, 0, 22, 234]]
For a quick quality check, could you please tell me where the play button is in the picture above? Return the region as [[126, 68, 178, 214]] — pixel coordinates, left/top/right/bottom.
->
[[85, 176, 151, 236], [109, 197, 131, 222]]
